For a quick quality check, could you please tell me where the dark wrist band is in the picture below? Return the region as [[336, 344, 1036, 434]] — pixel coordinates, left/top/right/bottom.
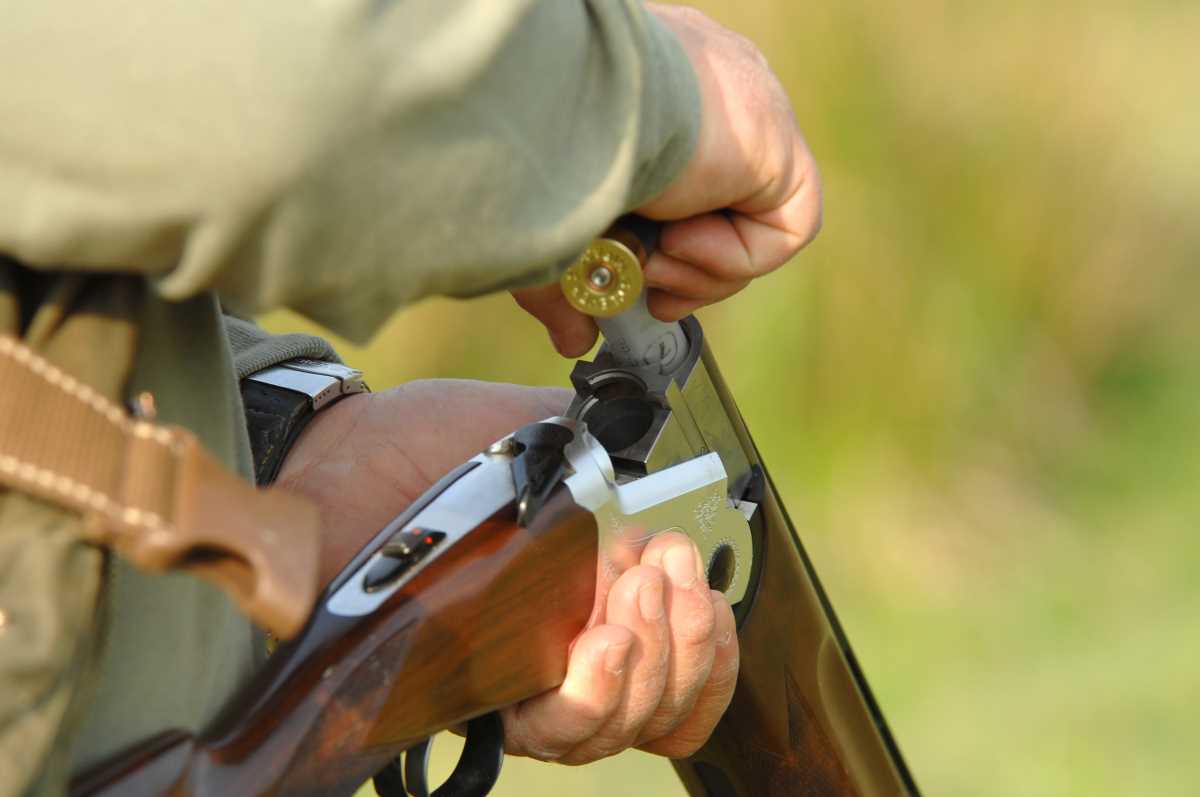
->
[[241, 359, 367, 486]]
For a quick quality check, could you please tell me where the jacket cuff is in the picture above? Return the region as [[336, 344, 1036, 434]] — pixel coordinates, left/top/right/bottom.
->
[[223, 315, 343, 379]]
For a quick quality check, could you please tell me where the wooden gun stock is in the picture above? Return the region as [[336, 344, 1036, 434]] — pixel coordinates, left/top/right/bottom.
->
[[73, 354, 918, 797], [72, 482, 597, 797]]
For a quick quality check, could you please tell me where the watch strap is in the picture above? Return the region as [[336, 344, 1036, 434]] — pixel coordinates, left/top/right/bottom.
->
[[242, 381, 317, 486], [241, 359, 366, 486]]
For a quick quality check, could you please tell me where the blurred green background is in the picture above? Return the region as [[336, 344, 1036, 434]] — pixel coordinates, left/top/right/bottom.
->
[[274, 1, 1200, 794]]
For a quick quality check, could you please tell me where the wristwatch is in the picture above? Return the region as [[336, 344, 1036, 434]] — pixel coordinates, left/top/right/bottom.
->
[[241, 359, 368, 486]]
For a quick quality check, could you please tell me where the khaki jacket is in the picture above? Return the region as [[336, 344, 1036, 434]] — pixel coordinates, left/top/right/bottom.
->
[[0, 2, 698, 794]]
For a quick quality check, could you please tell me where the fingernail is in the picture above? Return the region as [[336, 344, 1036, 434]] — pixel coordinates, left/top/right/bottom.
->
[[717, 628, 735, 647], [604, 641, 632, 675], [638, 578, 665, 621], [664, 545, 699, 590]]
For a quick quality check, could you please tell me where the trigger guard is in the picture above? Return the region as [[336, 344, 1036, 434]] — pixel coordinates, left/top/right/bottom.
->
[[398, 712, 505, 797]]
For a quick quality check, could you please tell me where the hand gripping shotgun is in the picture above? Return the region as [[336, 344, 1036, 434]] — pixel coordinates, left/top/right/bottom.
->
[[71, 218, 920, 797]]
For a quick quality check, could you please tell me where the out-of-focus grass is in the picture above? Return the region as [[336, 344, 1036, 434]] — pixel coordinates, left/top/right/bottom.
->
[[277, 1, 1200, 794]]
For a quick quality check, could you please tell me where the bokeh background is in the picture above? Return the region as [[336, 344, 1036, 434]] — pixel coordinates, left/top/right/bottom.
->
[[273, 1, 1200, 794]]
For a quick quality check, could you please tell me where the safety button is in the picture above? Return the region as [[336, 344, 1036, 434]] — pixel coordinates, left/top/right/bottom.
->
[[363, 529, 446, 593]]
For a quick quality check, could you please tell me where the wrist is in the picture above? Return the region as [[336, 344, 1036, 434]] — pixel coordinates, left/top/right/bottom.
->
[[271, 390, 381, 589], [273, 390, 372, 491]]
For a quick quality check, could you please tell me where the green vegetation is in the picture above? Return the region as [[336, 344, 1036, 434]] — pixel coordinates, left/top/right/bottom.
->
[[274, 2, 1200, 793]]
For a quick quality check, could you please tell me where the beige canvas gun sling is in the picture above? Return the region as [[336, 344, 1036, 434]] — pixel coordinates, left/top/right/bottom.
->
[[0, 267, 321, 795], [0, 331, 321, 638], [0, 333, 320, 640]]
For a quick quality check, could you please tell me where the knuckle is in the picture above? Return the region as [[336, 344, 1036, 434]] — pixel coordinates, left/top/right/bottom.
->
[[649, 728, 713, 759], [676, 600, 717, 647], [674, 5, 714, 28], [797, 180, 823, 249], [510, 723, 584, 763], [573, 695, 617, 728], [504, 719, 558, 762], [557, 747, 604, 767], [718, 278, 752, 300], [743, 37, 771, 71], [554, 751, 593, 767], [622, 563, 667, 594], [711, 651, 741, 694], [805, 202, 824, 247], [559, 732, 633, 767], [520, 740, 567, 763], [642, 530, 691, 563]]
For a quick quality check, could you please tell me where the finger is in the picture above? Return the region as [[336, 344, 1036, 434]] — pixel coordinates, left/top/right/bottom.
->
[[638, 589, 739, 758], [502, 624, 634, 761], [588, 517, 658, 631], [646, 289, 722, 322], [660, 209, 803, 283], [557, 565, 671, 765], [592, 537, 645, 621], [634, 533, 718, 744], [729, 139, 824, 261], [659, 213, 755, 281], [652, 139, 821, 284], [511, 284, 599, 357], [644, 251, 751, 302]]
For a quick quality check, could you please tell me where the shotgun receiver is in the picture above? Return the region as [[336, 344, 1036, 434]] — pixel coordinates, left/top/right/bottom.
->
[[71, 220, 919, 796]]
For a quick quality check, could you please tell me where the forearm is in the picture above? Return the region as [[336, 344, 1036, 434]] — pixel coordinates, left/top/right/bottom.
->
[[0, 1, 699, 343]]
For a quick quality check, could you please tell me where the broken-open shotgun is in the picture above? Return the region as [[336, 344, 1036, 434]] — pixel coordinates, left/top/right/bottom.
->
[[71, 218, 920, 797]]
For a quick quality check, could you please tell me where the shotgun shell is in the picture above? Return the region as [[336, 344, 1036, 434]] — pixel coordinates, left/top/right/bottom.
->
[[560, 237, 644, 318]]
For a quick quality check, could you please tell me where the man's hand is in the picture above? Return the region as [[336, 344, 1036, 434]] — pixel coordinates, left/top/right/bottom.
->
[[276, 381, 738, 764], [513, 4, 822, 357]]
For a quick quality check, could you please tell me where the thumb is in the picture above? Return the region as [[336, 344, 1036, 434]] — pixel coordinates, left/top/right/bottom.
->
[[511, 284, 599, 358]]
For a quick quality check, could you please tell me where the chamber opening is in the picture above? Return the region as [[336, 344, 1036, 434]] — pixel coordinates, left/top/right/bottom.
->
[[582, 396, 656, 452]]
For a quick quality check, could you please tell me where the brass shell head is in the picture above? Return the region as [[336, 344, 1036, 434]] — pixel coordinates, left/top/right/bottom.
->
[[560, 238, 644, 318]]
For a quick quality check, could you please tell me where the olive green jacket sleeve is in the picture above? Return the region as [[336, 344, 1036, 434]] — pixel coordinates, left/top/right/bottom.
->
[[0, 4, 700, 791], [223, 315, 342, 378], [0, 0, 699, 343]]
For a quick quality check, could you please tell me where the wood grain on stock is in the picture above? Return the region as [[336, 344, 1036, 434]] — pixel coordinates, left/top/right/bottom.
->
[[72, 488, 597, 797], [670, 350, 913, 797]]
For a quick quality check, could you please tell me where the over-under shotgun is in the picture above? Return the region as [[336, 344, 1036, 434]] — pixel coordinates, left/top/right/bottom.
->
[[71, 221, 919, 796]]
